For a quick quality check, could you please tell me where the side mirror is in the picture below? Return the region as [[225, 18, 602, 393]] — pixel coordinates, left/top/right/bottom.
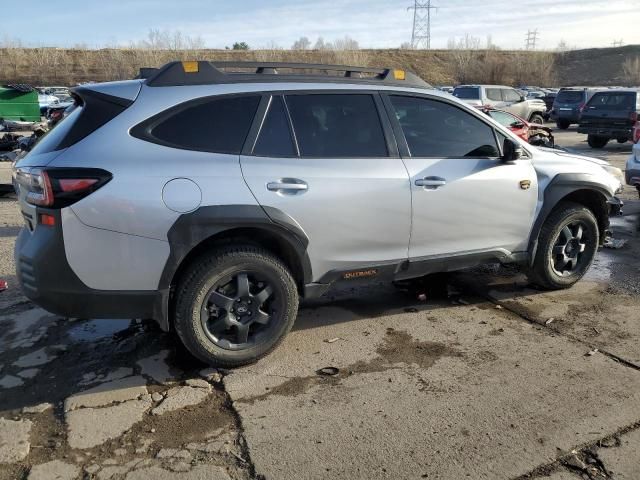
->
[[502, 138, 523, 161]]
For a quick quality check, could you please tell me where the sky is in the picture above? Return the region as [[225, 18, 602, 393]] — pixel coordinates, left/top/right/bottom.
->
[[2, 0, 639, 50]]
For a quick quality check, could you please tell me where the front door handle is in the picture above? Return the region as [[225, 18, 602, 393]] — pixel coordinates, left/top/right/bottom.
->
[[415, 176, 447, 188], [267, 179, 308, 194]]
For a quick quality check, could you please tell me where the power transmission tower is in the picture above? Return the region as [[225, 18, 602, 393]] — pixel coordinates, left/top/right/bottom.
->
[[525, 29, 539, 50], [408, 1, 438, 49], [612, 39, 623, 47]]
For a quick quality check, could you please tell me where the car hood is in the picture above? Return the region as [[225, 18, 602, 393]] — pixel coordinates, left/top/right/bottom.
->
[[533, 147, 610, 167]]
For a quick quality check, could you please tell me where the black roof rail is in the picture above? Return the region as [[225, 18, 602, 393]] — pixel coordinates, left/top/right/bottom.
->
[[137, 67, 160, 79], [144, 61, 430, 88]]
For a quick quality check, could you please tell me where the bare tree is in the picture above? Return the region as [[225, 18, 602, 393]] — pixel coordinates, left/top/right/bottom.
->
[[622, 57, 640, 85], [332, 36, 359, 50], [314, 37, 328, 50], [447, 34, 481, 84], [291, 36, 311, 50]]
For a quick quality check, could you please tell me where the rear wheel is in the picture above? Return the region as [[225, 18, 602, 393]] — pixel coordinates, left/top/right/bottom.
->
[[556, 120, 570, 129], [616, 138, 628, 144], [587, 135, 609, 148], [529, 113, 544, 125], [174, 246, 299, 367], [528, 202, 599, 290]]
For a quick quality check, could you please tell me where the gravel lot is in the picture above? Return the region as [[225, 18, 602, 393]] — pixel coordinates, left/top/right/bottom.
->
[[0, 126, 639, 480]]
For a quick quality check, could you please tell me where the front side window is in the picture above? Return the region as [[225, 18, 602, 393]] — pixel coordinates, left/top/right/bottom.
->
[[486, 88, 502, 101], [503, 89, 522, 102], [147, 95, 260, 153], [285, 94, 387, 157], [389, 95, 500, 158]]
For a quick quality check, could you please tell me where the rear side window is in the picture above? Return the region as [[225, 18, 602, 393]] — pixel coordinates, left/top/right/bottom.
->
[[556, 90, 584, 104], [587, 92, 636, 111], [453, 87, 480, 100], [29, 106, 83, 155], [145, 95, 260, 153], [286, 94, 387, 157], [390, 95, 500, 158], [253, 96, 295, 157]]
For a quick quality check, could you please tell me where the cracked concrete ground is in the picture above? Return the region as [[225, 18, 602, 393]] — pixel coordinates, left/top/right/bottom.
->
[[1, 130, 639, 479]]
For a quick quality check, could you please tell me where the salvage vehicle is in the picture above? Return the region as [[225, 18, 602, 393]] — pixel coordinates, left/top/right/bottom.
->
[[0, 85, 41, 122], [453, 84, 547, 124], [14, 61, 623, 366], [477, 107, 554, 147], [578, 89, 640, 148], [550, 87, 600, 129], [625, 123, 640, 197]]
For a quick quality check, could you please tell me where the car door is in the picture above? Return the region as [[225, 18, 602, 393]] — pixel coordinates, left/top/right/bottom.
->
[[502, 88, 527, 118], [240, 93, 411, 281], [383, 93, 538, 260]]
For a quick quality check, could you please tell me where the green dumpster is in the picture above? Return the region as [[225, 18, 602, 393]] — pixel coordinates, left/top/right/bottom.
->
[[0, 86, 40, 122]]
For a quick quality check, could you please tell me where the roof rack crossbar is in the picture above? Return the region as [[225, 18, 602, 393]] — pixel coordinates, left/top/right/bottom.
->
[[145, 61, 429, 88]]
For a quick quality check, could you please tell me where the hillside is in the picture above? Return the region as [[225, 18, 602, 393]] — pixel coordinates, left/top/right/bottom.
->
[[0, 45, 638, 87]]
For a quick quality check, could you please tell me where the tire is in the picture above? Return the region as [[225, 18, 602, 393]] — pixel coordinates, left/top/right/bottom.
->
[[587, 135, 609, 149], [556, 120, 570, 130], [529, 113, 544, 125], [174, 246, 299, 367], [616, 138, 628, 144], [528, 202, 599, 290]]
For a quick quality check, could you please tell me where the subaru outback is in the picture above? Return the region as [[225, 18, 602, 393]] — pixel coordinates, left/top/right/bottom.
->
[[14, 61, 623, 367]]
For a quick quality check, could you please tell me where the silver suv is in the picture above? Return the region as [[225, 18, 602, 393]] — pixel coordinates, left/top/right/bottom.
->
[[453, 84, 547, 124], [14, 61, 623, 366]]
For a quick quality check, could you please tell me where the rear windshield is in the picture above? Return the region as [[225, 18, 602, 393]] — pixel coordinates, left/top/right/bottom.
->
[[587, 92, 636, 111], [556, 90, 584, 104], [453, 87, 480, 100], [28, 106, 82, 155]]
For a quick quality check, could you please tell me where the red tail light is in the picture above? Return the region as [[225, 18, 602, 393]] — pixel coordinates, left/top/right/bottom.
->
[[630, 112, 638, 123], [633, 123, 640, 144], [16, 168, 111, 208]]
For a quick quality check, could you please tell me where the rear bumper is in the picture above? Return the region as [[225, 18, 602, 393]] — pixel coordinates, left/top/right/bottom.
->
[[626, 167, 640, 187], [577, 126, 632, 139], [15, 209, 169, 329], [551, 110, 580, 123]]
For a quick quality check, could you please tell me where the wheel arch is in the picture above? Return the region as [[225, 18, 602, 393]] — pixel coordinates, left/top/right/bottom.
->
[[157, 205, 312, 331], [528, 175, 612, 265]]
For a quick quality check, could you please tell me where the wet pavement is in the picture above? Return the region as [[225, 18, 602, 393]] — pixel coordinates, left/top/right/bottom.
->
[[1, 128, 639, 479]]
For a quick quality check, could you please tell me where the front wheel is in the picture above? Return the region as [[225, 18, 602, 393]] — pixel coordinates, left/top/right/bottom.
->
[[528, 202, 599, 290], [174, 246, 299, 367], [587, 135, 609, 149], [529, 113, 545, 125], [556, 120, 570, 130]]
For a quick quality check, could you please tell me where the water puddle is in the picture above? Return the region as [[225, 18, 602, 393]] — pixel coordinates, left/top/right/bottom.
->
[[67, 319, 133, 342], [585, 252, 613, 282]]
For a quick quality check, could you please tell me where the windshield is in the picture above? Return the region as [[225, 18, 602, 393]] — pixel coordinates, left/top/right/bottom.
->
[[453, 87, 480, 99], [555, 90, 584, 104], [587, 92, 636, 111]]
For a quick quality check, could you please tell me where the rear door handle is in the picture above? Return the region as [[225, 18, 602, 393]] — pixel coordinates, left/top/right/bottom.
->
[[415, 176, 447, 188], [267, 179, 308, 193]]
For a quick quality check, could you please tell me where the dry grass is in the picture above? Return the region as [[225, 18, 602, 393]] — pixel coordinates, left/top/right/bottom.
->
[[0, 46, 637, 87]]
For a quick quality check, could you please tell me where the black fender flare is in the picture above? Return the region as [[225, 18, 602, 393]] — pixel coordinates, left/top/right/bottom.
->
[[528, 173, 613, 265], [157, 204, 312, 329]]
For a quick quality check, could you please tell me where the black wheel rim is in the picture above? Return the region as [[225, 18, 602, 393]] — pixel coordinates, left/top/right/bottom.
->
[[551, 220, 589, 276], [200, 271, 281, 350]]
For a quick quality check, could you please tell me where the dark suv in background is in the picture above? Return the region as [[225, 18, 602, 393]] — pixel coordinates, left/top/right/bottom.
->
[[550, 87, 599, 129], [578, 89, 640, 148]]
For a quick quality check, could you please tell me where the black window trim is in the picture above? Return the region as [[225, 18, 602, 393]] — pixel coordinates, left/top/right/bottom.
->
[[243, 89, 399, 159], [243, 94, 300, 158], [130, 92, 262, 154], [381, 91, 528, 160]]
